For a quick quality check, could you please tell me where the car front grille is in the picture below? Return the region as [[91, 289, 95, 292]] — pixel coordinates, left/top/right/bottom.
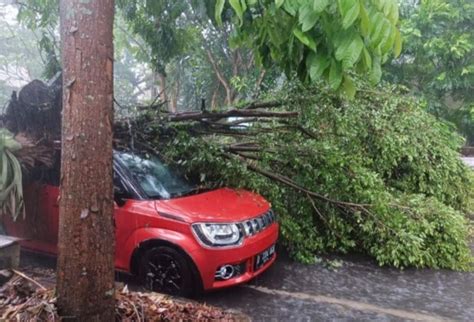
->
[[242, 209, 276, 236]]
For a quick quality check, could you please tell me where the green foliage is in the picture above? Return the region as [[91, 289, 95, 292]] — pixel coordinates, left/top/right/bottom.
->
[[216, 0, 402, 94], [16, 0, 60, 79], [386, 0, 474, 143], [160, 82, 473, 270], [117, 0, 194, 74], [12, 0, 402, 105], [0, 129, 24, 221]]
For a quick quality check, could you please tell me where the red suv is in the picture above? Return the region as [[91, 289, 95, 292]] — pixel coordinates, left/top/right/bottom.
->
[[3, 151, 278, 296]]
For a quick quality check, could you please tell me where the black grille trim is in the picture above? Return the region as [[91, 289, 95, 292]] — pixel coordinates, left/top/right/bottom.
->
[[242, 209, 276, 236]]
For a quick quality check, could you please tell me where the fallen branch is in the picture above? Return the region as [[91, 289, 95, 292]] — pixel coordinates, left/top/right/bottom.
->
[[167, 109, 298, 122], [11, 269, 46, 290], [233, 155, 371, 208], [242, 100, 284, 110]]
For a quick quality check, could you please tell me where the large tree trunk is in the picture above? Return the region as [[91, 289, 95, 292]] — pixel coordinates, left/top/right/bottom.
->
[[57, 0, 115, 320]]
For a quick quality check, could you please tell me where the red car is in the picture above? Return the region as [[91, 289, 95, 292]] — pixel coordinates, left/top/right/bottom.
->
[[3, 151, 278, 296]]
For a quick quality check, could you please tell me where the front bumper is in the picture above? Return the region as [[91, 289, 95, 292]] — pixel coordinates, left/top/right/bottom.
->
[[190, 222, 279, 290]]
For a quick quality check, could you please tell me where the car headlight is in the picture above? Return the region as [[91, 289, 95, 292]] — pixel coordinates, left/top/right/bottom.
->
[[192, 223, 243, 247]]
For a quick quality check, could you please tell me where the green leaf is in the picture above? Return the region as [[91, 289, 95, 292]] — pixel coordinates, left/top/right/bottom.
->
[[241, 0, 248, 13], [335, 33, 364, 69], [370, 55, 382, 84], [369, 13, 384, 45], [329, 60, 343, 89], [342, 75, 356, 99], [334, 33, 352, 60], [342, 36, 364, 69], [0, 129, 24, 221], [293, 28, 317, 51], [229, 0, 245, 25], [384, 0, 399, 24], [308, 52, 330, 81], [283, 1, 298, 16], [377, 21, 394, 53], [275, 0, 285, 9], [361, 47, 372, 69], [393, 29, 402, 57], [359, 3, 370, 37], [338, 0, 360, 29], [215, 0, 225, 26], [313, 0, 329, 13], [299, 4, 319, 32]]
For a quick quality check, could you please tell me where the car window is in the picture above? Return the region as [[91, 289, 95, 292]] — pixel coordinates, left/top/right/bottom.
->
[[115, 152, 197, 199]]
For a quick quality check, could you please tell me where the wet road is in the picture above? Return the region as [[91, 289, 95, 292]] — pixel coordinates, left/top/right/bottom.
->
[[196, 251, 474, 321], [19, 250, 474, 321]]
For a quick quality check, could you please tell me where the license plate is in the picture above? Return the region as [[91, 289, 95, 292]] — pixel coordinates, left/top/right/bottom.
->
[[254, 244, 275, 270]]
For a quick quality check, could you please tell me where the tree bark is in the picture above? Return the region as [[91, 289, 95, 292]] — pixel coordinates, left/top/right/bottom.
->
[[169, 77, 180, 113], [168, 109, 298, 122], [151, 70, 158, 99], [57, 0, 115, 320], [157, 71, 168, 104], [206, 49, 234, 106], [211, 84, 220, 111]]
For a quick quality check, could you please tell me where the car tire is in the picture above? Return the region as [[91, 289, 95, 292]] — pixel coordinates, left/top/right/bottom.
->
[[139, 246, 194, 297]]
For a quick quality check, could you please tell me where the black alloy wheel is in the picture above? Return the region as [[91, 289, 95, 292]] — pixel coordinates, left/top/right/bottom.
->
[[139, 246, 194, 297]]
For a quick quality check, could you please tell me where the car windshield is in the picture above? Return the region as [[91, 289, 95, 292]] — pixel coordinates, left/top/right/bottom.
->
[[115, 151, 197, 199]]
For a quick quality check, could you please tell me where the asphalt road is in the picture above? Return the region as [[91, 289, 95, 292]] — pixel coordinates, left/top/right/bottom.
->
[[18, 249, 474, 321], [196, 251, 474, 321]]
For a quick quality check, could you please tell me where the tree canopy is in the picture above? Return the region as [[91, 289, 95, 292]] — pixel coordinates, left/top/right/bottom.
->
[[215, 0, 401, 96], [12, 0, 402, 101], [386, 0, 474, 143]]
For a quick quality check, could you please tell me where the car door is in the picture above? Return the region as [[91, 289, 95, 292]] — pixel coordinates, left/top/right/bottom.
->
[[2, 182, 59, 254]]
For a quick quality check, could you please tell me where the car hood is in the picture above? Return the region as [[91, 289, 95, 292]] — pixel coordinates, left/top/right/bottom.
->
[[154, 188, 270, 223]]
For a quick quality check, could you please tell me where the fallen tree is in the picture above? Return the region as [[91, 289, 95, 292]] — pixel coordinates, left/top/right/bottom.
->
[[2, 78, 473, 270], [154, 83, 474, 270]]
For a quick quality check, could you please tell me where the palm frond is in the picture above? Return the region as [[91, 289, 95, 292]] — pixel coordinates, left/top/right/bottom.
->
[[0, 128, 24, 221]]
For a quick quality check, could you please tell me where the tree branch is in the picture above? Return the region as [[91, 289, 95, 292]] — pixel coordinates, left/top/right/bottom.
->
[[167, 109, 298, 122]]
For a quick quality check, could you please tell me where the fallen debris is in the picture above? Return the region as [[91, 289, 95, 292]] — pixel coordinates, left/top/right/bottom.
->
[[0, 270, 246, 321]]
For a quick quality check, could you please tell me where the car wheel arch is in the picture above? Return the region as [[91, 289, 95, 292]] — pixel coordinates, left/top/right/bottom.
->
[[130, 238, 203, 294]]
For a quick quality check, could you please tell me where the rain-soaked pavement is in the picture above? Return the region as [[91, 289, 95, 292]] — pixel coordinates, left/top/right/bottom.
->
[[196, 251, 474, 321], [19, 249, 474, 321]]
